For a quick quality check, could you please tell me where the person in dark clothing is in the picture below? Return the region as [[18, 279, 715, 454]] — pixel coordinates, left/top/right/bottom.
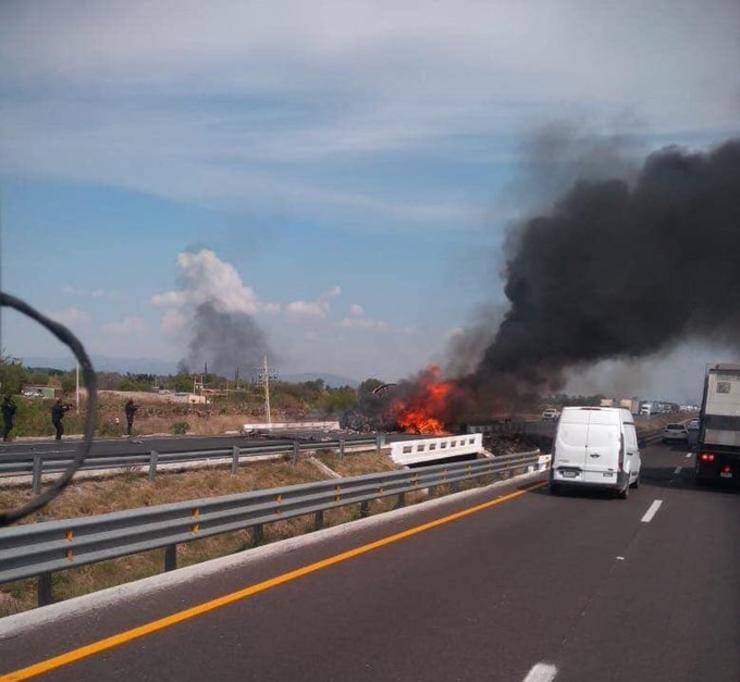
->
[[51, 399, 71, 440], [124, 399, 138, 436], [2, 395, 17, 442]]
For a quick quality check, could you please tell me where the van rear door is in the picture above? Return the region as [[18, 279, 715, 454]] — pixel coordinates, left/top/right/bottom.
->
[[554, 410, 589, 472], [583, 410, 621, 484]]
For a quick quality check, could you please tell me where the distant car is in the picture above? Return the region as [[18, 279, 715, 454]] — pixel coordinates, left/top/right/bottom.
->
[[541, 408, 560, 421], [687, 418, 701, 432], [663, 423, 688, 443]]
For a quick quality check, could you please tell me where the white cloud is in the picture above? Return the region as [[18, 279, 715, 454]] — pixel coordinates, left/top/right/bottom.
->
[[102, 316, 148, 336], [338, 304, 389, 331], [63, 285, 125, 301], [339, 317, 389, 331], [286, 286, 341, 319], [50, 306, 91, 328], [2, 1, 737, 229], [152, 249, 260, 315]]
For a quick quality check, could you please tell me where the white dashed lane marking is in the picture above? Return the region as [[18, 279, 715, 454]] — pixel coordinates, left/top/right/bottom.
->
[[685, 452, 692, 458], [523, 663, 558, 682], [674, 466, 682, 474], [641, 499, 663, 523]]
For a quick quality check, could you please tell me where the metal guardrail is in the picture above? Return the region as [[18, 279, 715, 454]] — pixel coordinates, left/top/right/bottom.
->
[[0, 450, 548, 606], [0, 437, 383, 492]]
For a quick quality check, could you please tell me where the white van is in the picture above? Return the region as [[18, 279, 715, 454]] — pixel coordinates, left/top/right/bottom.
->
[[550, 407, 641, 498]]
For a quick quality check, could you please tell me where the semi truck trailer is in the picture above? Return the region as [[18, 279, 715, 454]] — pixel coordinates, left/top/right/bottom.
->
[[695, 363, 740, 484]]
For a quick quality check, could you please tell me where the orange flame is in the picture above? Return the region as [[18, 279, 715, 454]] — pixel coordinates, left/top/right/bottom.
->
[[393, 366, 456, 435]]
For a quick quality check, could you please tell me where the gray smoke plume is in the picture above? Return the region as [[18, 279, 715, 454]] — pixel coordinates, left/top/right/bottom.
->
[[185, 302, 269, 377], [465, 137, 740, 407], [153, 249, 271, 378]]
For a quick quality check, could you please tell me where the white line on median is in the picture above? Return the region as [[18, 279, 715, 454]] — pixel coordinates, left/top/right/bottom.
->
[[641, 499, 663, 523], [685, 452, 692, 458], [674, 466, 682, 475], [523, 663, 558, 682]]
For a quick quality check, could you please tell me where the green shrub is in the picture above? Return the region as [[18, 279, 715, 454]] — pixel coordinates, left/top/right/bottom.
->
[[171, 421, 190, 435], [97, 419, 124, 438]]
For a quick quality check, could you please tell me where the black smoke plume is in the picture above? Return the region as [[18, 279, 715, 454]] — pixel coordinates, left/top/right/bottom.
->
[[465, 138, 740, 407], [185, 303, 269, 378]]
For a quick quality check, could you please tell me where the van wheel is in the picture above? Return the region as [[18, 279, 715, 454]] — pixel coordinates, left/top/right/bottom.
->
[[617, 484, 629, 499], [629, 472, 640, 489]]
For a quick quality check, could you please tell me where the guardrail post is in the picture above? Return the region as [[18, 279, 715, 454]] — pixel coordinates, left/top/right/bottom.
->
[[375, 433, 385, 454], [395, 491, 406, 509], [164, 544, 177, 572], [314, 510, 324, 530], [253, 524, 264, 546], [32, 455, 43, 494], [339, 438, 345, 459], [37, 572, 53, 607], [148, 450, 159, 482], [292, 441, 299, 464], [231, 446, 240, 474], [360, 500, 369, 518]]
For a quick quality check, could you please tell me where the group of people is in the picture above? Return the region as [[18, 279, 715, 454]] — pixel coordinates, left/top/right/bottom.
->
[[1, 396, 139, 442]]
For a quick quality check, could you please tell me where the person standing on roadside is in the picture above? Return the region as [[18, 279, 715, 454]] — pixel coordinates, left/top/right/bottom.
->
[[2, 395, 17, 442], [124, 399, 138, 436], [51, 398, 71, 440]]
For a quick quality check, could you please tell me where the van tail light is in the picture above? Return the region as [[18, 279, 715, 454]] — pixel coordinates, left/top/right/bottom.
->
[[699, 452, 715, 463]]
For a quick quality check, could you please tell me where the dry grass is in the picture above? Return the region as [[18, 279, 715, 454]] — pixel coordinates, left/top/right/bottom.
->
[[0, 454, 407, 617], [0, 460, 325, 527], [316, 450, 396, 477], [638, 412, 692, 432], [0, 449, 513, 618]]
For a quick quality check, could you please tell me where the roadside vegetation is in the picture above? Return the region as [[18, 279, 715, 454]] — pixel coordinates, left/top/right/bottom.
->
[[0, 353, 384, 439]]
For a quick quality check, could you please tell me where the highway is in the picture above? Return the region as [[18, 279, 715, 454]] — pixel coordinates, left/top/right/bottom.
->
[[0, 441, 737, 681], [0, 433, 398, 463]]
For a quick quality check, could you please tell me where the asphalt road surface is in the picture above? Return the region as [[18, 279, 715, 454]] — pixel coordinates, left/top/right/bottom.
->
[[0, 435, 296, 459], [0, 442, 737, 681], [0, 433, 393, 462]]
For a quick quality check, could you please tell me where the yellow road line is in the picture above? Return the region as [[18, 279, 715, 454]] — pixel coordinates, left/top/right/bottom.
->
[[1, 481, 546, 681]]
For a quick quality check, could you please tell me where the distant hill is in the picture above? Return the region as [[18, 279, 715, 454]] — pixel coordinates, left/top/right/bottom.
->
[[280, 373, 359, 388], [20, 356, 359, 387], [22, 355, 179, 375]]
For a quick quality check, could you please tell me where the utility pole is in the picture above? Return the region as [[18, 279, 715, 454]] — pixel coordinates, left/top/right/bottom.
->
[[263, 355, 271, 424], [256, 355, 277, 425]]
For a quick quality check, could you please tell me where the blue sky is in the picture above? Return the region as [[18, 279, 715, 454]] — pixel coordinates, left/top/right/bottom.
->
[[1, 1, 739, 386]]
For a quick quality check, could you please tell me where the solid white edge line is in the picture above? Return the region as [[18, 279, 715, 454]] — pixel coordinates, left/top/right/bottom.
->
[[523, 662, 558, 682], [641, 499, 663, 523]]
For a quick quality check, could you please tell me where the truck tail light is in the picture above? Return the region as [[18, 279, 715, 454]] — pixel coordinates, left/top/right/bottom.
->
[[699, 452, 715, 462], [721, 465, 731, 474]]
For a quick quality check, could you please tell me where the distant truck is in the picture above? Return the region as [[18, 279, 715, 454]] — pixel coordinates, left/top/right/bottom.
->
[[695, 364, 740, 484], [640, 401, 657, 417], [619, 398, 641, 415]]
